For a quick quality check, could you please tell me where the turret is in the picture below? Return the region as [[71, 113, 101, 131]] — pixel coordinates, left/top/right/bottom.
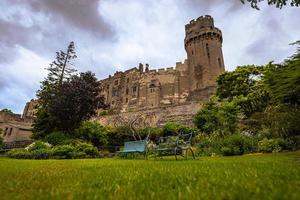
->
[[185, 15, 225, 92]]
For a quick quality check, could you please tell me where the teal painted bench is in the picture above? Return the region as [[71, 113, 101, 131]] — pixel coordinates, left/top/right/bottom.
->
[[118, 140, 148, 159], [155, 133, 195, 160]]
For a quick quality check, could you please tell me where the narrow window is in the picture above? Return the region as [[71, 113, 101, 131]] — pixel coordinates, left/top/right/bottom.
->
[[8, 128, 12, 137], [107, 85, 109, 89], [125, 98, 128, 103], [206, 43, 210, 60], [112, 101, 115, 105], [133, 86, 137, 93], [191, 50, 194, 55], [126, 88, 129, 95], [127, 78, 129, 83], [114, 80, 118, 85], [218, 58, 222, 68]]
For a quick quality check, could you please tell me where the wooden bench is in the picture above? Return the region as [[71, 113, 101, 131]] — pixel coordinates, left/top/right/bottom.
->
[[155, 133, 195, 160], [117, 140, 148, 159]]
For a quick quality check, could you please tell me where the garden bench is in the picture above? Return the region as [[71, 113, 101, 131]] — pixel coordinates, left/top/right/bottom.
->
[[117, 140, 148, 159], [155, 133, 195, 160]]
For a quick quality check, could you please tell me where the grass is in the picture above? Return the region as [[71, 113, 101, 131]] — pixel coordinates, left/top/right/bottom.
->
[[0, 152, 299, 200]]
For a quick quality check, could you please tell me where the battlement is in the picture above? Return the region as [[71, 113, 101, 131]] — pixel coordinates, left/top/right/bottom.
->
[[185, 15, 214, 31], [184, 15, 222, 46]]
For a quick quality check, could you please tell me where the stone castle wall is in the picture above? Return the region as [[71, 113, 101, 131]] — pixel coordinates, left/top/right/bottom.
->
[[97, 15, 225, 126]]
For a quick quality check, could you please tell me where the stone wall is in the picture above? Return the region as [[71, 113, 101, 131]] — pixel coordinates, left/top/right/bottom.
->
[[95, 102, 202, 128]]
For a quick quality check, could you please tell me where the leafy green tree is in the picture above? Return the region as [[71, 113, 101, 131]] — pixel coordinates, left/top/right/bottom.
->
[[194, 98, 240, 135], [47, 71, 103, 133], [37, 41, 77, 107], [263, 44, 300, 106], [0, 108, 13, 114], [75, 121, 108, 148], [32, 107, 56, 139], [240, 0, 300, 9], [216, 65, 269, 117]]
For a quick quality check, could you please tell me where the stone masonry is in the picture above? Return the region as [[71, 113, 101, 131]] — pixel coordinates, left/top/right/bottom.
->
[[96, 15, 225, 126]]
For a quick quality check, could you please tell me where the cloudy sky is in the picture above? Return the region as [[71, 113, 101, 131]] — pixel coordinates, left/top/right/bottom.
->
[[0, 0, 299, 114]]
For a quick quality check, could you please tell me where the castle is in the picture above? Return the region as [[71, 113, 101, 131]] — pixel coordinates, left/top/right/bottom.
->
[[1, 15, 225, 148], [98, 15, 224, 115]]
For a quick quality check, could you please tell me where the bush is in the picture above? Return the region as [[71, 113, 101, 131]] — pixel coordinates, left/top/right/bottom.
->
[[162, 122, 189, 136], [258, 138, 282, 153], [52, 145, 76, 159], [196, 133, 257, 157], [75, 121, 108, 147], [45, 131, 68, 146], [31, 148, 52, 159], [7, 149, 33, 159], [26, 141, 51, 152], [221, 134, 257, 156], [75, 142, 99, 157]]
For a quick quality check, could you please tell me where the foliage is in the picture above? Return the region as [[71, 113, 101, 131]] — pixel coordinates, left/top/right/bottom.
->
[[75, 121, 107, 148], [52, 145, 76, 159], [258, 138, 282, 153], [196, 133, 257, 156], [25, 141, 51, 152], [37, 41, 77, 107], [162, 122, 187, 136], [2, 152, 300, 199], [0, 108, 13, 114], [47, 71, 103, 133], [45, 131, 68, 146], [240, 0, 300, 9], [263, 47, 300, 106], [221, 134, 257, 156], [74, 142, 99, 157], [32, 107, 56, 139], [31, 148, 52, 159], [138, 127, 163, 141], [194, 98, 240, 135], [7, 149, 33, 159], [106, 126, 134, 151], [216, 65, 269, 117]]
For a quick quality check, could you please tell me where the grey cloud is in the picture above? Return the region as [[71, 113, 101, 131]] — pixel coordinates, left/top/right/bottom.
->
[[12, 0, 114, 38]]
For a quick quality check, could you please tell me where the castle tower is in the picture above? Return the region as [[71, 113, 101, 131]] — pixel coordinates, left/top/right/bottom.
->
[[185, 15, 225, 94]]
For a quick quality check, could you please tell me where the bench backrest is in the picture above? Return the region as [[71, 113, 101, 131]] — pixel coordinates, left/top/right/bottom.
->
[[158, 133, 193, 148], [123, 140, 147, 152]]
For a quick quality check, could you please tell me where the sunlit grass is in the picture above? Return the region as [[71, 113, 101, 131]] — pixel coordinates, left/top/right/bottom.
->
[[0, 152, 299, 200]]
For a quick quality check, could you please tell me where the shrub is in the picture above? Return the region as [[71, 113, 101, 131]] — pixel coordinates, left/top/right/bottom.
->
[[258, 138, 282, 153], [75, 142, 99, 157], [7, 149, 33, 159], [221, 134, 257, 156], [52, 145, 76, 159], [45, 131, 68, 146], [162, 122, 188, 136], [26, 141, 51, 152], [75, 121, 108, 147], [31, 148, 52, 159]]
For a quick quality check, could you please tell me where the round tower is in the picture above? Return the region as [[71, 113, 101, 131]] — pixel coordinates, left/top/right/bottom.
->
[[184, 15, 225, 93]]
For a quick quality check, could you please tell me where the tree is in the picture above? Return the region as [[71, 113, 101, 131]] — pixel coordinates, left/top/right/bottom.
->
[[263, 43, 300, 106], [37, 41, 77, 107], [46, 71, 104, 133], [216, 65, 269, 117], [240, 0, 300, 9], [0, 108, 13, 114]]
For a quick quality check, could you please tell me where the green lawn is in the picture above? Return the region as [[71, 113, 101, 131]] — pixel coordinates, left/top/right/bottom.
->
[[0, 152, 299, 200]]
